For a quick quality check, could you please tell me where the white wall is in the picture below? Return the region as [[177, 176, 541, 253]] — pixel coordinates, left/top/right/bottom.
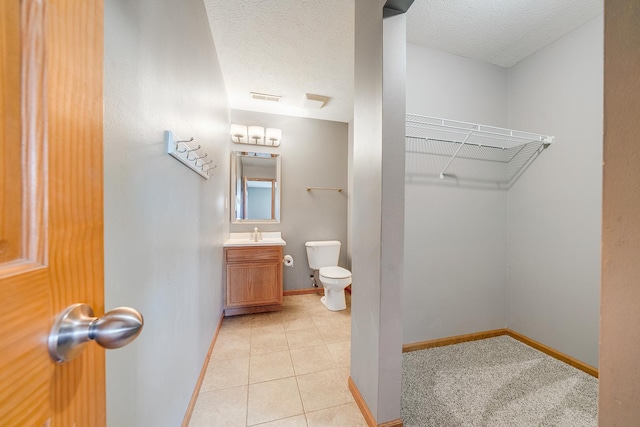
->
[[229, 110, 349, 291], [403, 44, 509, 344], [507, 16, 603, 367], [104, 0, 229, 425]]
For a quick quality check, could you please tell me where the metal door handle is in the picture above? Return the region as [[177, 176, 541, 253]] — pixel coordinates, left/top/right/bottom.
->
[[48, 303, 144, 363]]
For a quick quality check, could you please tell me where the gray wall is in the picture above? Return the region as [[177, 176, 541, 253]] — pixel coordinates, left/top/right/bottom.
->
[[506, 16, 603, 367], [353, 0, 384, 417], [406, 45, 508, 125], [229, 110, 349, 291], [351, 2, 405, 423], [104, 1, 229, 425], [378, 12, 406, 422], [403, 44, 509, 344], [247, 187, 273, 220], [347, 119, 354, 269]]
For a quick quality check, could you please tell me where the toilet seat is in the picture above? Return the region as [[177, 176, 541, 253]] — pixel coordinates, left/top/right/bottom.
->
[[319, 266, 351, 279]]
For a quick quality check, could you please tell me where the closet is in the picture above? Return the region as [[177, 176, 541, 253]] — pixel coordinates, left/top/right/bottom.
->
[[402, 15, 603, 369]]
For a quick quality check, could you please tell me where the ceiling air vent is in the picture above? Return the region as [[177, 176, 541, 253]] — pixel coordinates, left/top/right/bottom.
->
[[303, 93, 330, 109], [250, 92, 281, 103]]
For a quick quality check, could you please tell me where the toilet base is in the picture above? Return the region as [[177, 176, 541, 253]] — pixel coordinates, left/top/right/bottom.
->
[[321, 288, 347, 311]]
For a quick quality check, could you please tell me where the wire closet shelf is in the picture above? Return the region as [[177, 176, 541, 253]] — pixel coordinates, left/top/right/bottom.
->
[[405, 114, 554, 187]]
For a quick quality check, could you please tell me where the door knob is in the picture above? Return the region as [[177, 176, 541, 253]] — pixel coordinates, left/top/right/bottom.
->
[[48, 303, 144, 363]]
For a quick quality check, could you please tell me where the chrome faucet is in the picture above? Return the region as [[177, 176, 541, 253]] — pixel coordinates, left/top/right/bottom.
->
[[252, 227, 260, 242]]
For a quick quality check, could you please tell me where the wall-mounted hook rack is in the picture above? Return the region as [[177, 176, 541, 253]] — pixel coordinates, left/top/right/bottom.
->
[[165, 130, 211, 179]]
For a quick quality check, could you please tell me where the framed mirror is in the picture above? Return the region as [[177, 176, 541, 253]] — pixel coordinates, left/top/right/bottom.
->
[[231, 151, 281, 223]]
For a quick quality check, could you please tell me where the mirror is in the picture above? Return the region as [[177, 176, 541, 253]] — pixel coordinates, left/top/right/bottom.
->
[[231, 151, 281, 223]]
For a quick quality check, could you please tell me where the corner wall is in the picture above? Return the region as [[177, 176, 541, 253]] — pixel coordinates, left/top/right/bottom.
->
[[403, 44, 509, 344], [352, 0, 384, 417], [351, 1, 405, 424], [104, 0, 229, 425], [506, 16, 603, 367], [403, 18, 603, 369], [228, 110, 349, 291]]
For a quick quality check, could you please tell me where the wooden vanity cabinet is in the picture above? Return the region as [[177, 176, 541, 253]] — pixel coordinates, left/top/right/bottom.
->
[[224, 245, 283, 316]]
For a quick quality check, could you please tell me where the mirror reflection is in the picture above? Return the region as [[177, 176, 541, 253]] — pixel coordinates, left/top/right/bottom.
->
[[231, 151, 281, 223]]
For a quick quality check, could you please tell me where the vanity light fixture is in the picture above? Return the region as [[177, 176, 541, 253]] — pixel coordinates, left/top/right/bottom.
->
[[248, 126, 265, 145], [265, 128, 282, 146], [230, 124, 282, 147], [230, 124, 248, 144]]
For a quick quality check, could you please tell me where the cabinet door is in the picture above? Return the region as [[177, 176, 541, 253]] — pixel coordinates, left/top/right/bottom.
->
[[226, 262, 281, 307]]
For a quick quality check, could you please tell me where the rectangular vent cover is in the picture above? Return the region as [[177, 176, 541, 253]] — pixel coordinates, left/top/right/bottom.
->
[[250, 92, 281, 103]]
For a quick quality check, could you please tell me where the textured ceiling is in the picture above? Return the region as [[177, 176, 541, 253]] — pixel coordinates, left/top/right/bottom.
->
[[204, 0, 603, 124], [204, 0, 355, 123], [407, 0, 603, 68]]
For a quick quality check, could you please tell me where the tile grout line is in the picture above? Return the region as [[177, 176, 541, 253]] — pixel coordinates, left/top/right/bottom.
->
[[293, 298, 315, 424], [245, 315, 255, 427], [289, 346, 309, 426], [283, 313, 310, 425]]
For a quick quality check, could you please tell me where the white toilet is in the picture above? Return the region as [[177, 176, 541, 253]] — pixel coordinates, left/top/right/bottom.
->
[[305, 240, 352, 311]]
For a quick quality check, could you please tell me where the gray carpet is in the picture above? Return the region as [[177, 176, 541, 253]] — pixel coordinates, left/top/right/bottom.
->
[[402, 336, 598, 427]]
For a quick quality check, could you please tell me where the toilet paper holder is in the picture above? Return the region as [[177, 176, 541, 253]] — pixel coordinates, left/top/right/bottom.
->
[[283, 255, 294, 267]]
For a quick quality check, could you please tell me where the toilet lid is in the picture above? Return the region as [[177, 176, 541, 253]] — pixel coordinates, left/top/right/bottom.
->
[[319, 266, 351, 279]]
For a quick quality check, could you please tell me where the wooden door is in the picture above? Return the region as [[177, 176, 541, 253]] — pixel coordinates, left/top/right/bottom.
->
[[0, 0, 105, 425]]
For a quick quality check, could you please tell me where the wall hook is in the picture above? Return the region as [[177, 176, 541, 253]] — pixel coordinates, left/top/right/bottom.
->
[[165, 131, 211, 180], [175, 137, 194, 153], [193, 153, 208, 164], [186, 145, 202, 161]]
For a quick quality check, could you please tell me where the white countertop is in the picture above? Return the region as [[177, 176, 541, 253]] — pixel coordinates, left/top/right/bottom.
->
[[224, 232, 286, 247]]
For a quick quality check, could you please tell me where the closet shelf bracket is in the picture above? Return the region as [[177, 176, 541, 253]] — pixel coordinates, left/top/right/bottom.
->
[[440, 129, 475, 179]]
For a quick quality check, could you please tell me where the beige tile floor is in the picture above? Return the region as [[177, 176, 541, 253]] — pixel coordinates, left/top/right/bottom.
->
[[189, 293, 367, 427]]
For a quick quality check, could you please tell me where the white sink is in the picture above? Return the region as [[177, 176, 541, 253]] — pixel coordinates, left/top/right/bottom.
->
[[224, 232, 286, 247]]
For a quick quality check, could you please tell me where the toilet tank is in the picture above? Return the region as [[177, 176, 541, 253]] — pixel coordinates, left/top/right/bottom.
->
[[305, 240, 341, 269]]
